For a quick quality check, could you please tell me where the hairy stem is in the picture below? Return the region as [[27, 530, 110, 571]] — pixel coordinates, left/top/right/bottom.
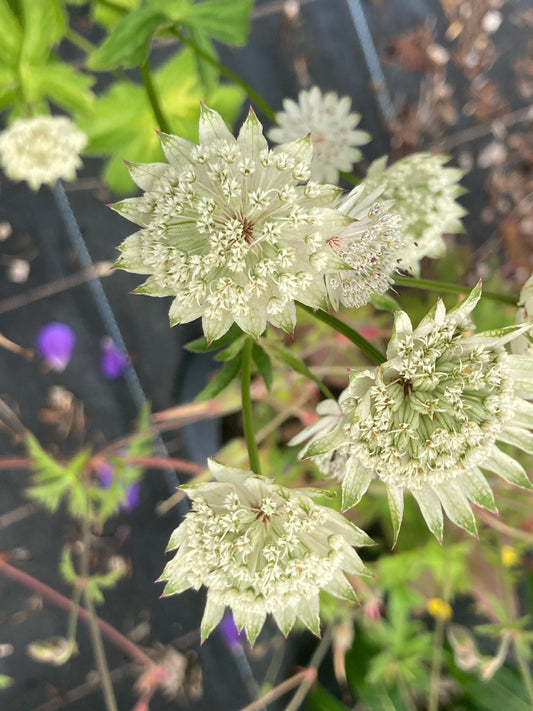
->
[[239, 671, 308, 711], [298, 303, 386, 365], [140, 61, 172, 134], [393, 275, 517, 305], [172, 27, 276, 121], [241, 338, 261, 475]]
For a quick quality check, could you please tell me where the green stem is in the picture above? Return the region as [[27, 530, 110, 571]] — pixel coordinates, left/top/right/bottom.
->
[[514, 639, 533, 706], [172, 28, 276, 121], [298, 303, 386, 365], [81, 504, 118, 711], [66, 585, 82, 645], [428, 615, 446, 711], [65, 27, 95, 54], [140, 61, 172, 134], [241, 338, 261, 475], [393, 275, 518, 306]]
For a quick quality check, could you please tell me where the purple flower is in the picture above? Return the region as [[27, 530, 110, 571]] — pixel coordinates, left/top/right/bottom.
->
[[100, 337, 128, 380], [219, 613, 245, 651], [95, 460, 140, 512], [36, 322, 76, 372]]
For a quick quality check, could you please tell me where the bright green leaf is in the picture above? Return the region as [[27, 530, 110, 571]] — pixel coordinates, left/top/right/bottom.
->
[[196, 355, 242, 401], [19, 0, 65, 65], [88, 5, 168, 70], [0, 0, 21, 65], [262, 341, 334, 400], [180, 0, 254, 45], [28, 62, 94, 113]]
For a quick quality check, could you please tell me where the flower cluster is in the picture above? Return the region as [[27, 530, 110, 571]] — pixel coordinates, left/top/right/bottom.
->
[[0, 116, 87, 191], [295, 284, 533, 540], [326, 185, 403, 309], [363, 153, 465, 274], [159, 460, 372, 643], [115, 106, 351, 341], [268, 87, 370, 184]]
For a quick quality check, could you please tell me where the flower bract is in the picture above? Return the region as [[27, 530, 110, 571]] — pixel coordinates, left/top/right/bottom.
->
[[114, 106, 351, 341], [268, 87, 370, 183], [296, 284, 533, 540], [363, 153, 465, 275], [0, 116, 87, 191], [160, 460, 372, 644]]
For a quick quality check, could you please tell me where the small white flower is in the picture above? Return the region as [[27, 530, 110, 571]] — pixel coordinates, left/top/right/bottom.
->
[[326, 185, 403, 309], [296, 284, 533, 540], [114, 106, 351, 341], [268, 87, 371, 184], [363, 153, 465, 275], [0, 116, 87, 191], [159, 460, 372, 644]]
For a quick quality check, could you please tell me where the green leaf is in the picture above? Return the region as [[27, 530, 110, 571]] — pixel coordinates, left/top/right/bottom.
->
[[88, 5, 167, 70], [92, 0, 138, 29], [215, 334, 247, 362], [187, 26, 219, 95], [371, 292, 401, 311], [19, 0, 65, 65], [252, 342, 273, 390], [0, 674, 13, 689], [186, 323, 243, 353], [196, 355, 242, 401], [179, 0, 254, 45], [0, 0, 21, 65], [27, 62, 94, 113], [307, 683, 351, 711], [262, 341, 334, 400]]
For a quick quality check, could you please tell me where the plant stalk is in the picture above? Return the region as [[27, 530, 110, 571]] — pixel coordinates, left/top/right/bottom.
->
[[428, 615, 446, 711], [140, 61, 172, 134], [298, 303, 386, 364], [393, 275, 517, 305], [241, 338, 261, 475]]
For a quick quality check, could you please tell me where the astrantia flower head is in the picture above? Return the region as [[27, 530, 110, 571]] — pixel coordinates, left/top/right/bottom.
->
[[326, 185, 403, 309], [160, 460, 372, 644], [268, 87, 371, 184], [512, 273, 533, 355], [0, 116, 87, 191], [363, 153, 465, 275], [297, 283, 533, 540], [114, 106, 351, 341]]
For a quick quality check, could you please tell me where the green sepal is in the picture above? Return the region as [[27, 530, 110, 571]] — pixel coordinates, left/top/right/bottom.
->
[[251, 342, 273, 390]]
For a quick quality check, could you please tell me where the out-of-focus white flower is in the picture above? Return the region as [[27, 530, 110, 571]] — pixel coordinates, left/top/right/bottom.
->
[[0, 116, 87, 191], [268, 87, 371, 184], [160, 460, 372, 644], [513, 273, 533, 354], [363, 153, 465, 275], [295, 284, 533, 541], [114, 105, 351, 341], [326, 184, 403, 308]]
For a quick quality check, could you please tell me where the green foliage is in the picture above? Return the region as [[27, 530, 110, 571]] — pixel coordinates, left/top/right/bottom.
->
[[26, 433, 91, 515], [79, 48, 244, 192], [87, 0, 254, 82], [196, 353, 242, 401], [0, 0, 94, 117], [0, 674, 13, 690], [262, 340, 334, 400], [252, 342, 273, 390]]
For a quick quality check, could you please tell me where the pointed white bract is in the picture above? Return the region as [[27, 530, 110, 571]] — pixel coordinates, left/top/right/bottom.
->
[[159, 460, 372, 644], [268, 87, 371, 184], [0, 116, 87, 191], [294, 284, 533, 539], [326, 185, 403, 308], [363, 153, 465, 275], [114, 106, 352, 340]]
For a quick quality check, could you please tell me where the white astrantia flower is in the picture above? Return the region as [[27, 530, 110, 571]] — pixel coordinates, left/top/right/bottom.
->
[[325, 184, 403, 309], [0, 116, 87, 191], [295, 283, 533, 541], [268, 87, 371, 184], [159, 459, 372, 644], [512, 273, 533, 355], [363, 153, 466, 275], [114, 105, 352, 341]]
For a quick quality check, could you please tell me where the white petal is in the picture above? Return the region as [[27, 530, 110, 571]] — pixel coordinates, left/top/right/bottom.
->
[[459, 468, 497, 513], [434, 480, 477, 536], [412, 486, 444, 541], [483, 446, 532, 490]]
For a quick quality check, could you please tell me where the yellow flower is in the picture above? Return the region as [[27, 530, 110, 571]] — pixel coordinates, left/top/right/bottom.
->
[[427, 597, 452, 621], [501, 545, 518, 568]]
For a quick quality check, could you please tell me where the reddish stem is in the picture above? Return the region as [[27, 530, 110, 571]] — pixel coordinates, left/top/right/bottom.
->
[[0, 457, 33, 469], [0, 555, 154, 668], [107, 455, 203, 476]]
